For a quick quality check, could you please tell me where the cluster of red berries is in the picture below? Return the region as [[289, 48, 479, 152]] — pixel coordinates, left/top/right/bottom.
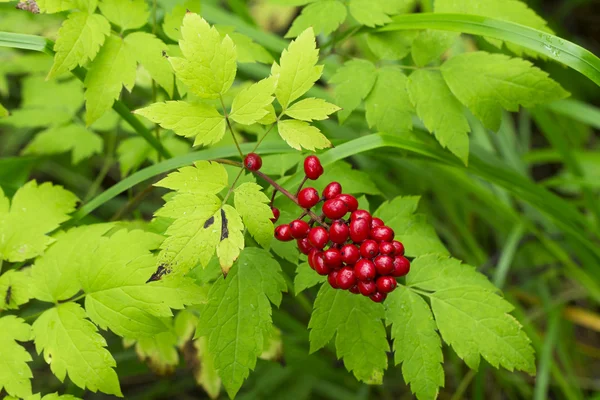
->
[[272, 156, 410, 303]]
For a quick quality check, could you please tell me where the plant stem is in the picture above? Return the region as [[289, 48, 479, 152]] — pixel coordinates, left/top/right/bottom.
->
[[84, 130, 117, 202], [296, 176, 308, 196], [219, 95, 244, 159], [252, 122, 277, 152]]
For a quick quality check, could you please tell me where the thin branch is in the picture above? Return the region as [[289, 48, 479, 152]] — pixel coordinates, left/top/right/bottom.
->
[[219, 95, 244, 159]]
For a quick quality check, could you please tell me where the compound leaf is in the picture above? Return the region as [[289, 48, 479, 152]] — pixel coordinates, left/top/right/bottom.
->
[[0, 316, 33, 398], [216, 205, 245, 275], [234, 182, 274, 249], [330, 59, 377, 123], [124, 32, 174, 97], [0, 269, 31, 310], [278, 119, 331, 151], [411, 30, 458, 67], [285, 98, 340, 122], [365, 66, 413, 135], [294, 262, 325, 295]]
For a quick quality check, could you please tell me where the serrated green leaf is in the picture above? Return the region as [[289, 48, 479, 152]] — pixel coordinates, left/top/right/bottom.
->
[[162, 1, 201, 41], [37, 0, 97, 13], [366, 30, 417, 61], [216, 205, 245, 275], [32, 303, 121, 396], [386, 287, 443, 400], [411, 30, 458, 67], [84, 35, 137, 125], [134, 101, 226, 147], [349, 0, 413, 27], [285, 0, 347, 38], [285, 98, 340, 121], [374, 196, 448, 257], [275, 27, 322, 109], [98, 0, 149, 30], [170, 14, 236, 99], [309, 285, 388, 384], [196, 247, 286, 398], [408, 69, 470, 164], [230, 77, 277, 125], [155, 161, 228, 195], [124, 32, 174, 97], [431, 287, 535, 374], [23, 124, 102, 164], [294, 262, 325, 295], [234, 183, 273, 249], [0, 109, 72, 128], [228, 33, 273, 64], [194, 337, 222, 399], [0, 181, 78, 262], [48, 12, 110, 79], [0, 270, 30, 310], [365, 66, 413, 134], [0, 316, 33, 398], [278, 119, 331, 151], [22, 76, 84, 115], [330, 59, 377, 123], [441, 52, 569, 131], [126, 327, 179, 375]]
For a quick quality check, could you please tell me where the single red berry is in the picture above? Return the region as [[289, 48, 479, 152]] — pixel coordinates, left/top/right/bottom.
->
[[298, 187, 320, 209], [370, 291, 387, 303], [304, 155, 324, 180], [322, 198, 349, 220], [374, 255, 394, 275], [354, 259, 376, 281], [308, 226, 329, 249], [349, 218, 370, 243], [314, 253, 331, 276], [370, 226, 395, 242], [323, 248, 343, 269], [359, 240, 379, 259], [336, 267, 357, 290], [336, 194, 358, 212], [329, 220, 350, 244], [349, 285, 360, 294], [392, 240, 405, 256], [244, 153, 262, 171], [376, 276, 397, 293], [392, 256, 410, 277], [270, 207, 280, 223], [308, 248, 319, 270], [290, 219, 310, 239], [274, 225, 293, 241], [340, 244, 360, 265], [328, 271, 340, 289], [350, 209, 372, 225], [297, 238, 312, 255], [379, 241, 395, 256], [371, 217, 384, 228], [358, 280, 377, 296], [323, 182, 342, 199]]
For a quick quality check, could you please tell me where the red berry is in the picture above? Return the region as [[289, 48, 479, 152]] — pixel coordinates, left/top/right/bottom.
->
[[354, 259, 376, 281], [376, 276, 397, 293], [308, 226, 329, 249], [340, 244, 360, 265], [336, 194, 358, 212], [349, 285, 360, 294], [371, 217, 384, 228], [270, 207, 280, 223], [274, 225, 293, 241], [297, 238, 312, 255], [370, 291, 387, 303], [290, 219, 310, 239], [350, 209, 372, 225], [392, 256, 410, 277], [323, 248, 343, 269], [323, 182, 342, 199], [329, 220, 349, 244], [308, 249, 319, 269], [322, 199, 349, 220], [392, 240, 405, 256], [314, 253, 330, 276], [359, 240, 379, 259], [304, 155, 324, 180], [374, 255, 394, 275], [298, 187, 320, 209], [370, 226, 395, 242], [328, 271, 339, 289], [358, 280, 377, 296], [244, 153, 262, 171], [336, 267, 357, 290], [349, 218, 370, 243], [379, 241, 395, 256]]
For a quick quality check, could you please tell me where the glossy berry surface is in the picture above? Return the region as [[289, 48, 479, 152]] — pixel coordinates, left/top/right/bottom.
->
[[354, 259, 376, 281], [370, 292, 387, 303], [349, 285, 360, 294], [308, 227, 329, 249], [374, 255, 394, 275], [270, 207, 280, 223], [351, 209, 372, 224], [376, 276, 397, 293], [370, 226, 395, 242], [297, 238, 312, 255], [392, 256, 410, 277], [322, 198, 349, 220], [336, 267, 357, 290], [392, 240, 405, 256], [359, 240, 379, 259], [323, 248, 343, 269], [358, 280, 376, 296], [379, 241, 395, 256], [371, 217, 384, 228], [290, 219, 310, 239], [274, 225, 293, 241], [244, 153, 262, 171], [340, 244, 360, 265], [298, 187, 320, 209], [328, 271, 339, 289], [314, 253, 330, 276], [323, 182, 342, 199], [304, 155, 324, 180], [349, 218, 370, 243], [336, 194, 358, 212], [329, 220, 349, 244]]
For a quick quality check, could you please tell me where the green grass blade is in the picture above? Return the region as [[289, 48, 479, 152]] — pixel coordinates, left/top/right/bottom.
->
[[0, 31, 48, 51], [545, 99, 600, 129]]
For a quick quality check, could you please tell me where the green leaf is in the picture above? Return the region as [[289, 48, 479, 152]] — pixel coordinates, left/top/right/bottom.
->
[[365, 66, 413, 134], [274, 27, 322, 109], [431, 287, 535, 374], [134, 101, 226, 147], [374, 196, 448, 257], [0, 109, 72, 128], [309, 285, 388, 384], [366, 30, 417, 61], [330, 59, 377, 123], [411, 30, 458, 67], [260, 153, 303, 176], [215, 205, 245, 275], [386, 287, 443, 400], [196, 248, 286, 398], [84, 35, 137, 125], [349, 0, 391, 27], [309, 161, 381, 196], [408, 69, 470, 164], [230, 77, 277, 125], [124, 32, 174, 97], [0, 181, 78, 262], [0, 316, 33, 398], [278, 119, 331, 151], [155, 161, 228, 195], [194, 337, 222, 399], [169, 14, 236, 99], [126, 328, 179, 375], [98, 0, 149, 30], [22, 76, 84, 115], [37, 0, 97, 13], [234, 183, 274, 249], [0, 103, 7, 118], [228, 33, 274, 64], [0, 270, 31, 310], [48, 12, 110, 79], [285, 0, 347, 38], [162, 1, 201, 41], [284, 98, 341, 122], [441, 51, 569, 131], [32, 303, 122, 396], [23, 124, 102, 164], [294, 262, 325, 295]]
